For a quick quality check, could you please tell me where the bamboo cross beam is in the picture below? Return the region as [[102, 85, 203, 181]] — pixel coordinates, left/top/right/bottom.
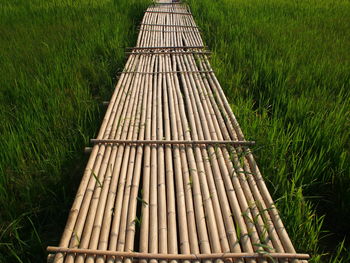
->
[[119, 70, 214, 74], [47, 247, 310, 260], [139, 23, 199, 28], [152, 2, 184, 5], [90, 139, 256, 146], [138, 29, 200, 32], [126, 51, 211, 55], [145, 11, 192, 15], [126, 46, 207, 50]]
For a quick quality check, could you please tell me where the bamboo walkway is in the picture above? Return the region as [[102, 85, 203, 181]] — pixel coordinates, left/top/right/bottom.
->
[[47, 1, 309, 262]]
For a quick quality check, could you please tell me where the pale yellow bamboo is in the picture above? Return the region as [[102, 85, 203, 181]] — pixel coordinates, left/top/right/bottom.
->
[[48, 247, 310, 260]]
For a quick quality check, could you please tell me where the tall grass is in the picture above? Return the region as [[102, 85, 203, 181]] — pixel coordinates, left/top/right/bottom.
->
[[188, 0, 350, 261], [0, 0, 148, 262]]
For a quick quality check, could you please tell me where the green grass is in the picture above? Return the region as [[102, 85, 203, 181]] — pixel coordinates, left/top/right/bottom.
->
[[0, 0, 148, 262], [188, 0, 350, 261]]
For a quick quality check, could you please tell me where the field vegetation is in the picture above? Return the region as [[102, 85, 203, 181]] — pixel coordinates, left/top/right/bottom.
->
[[0, 0, 148, 262], [188, 0, 350, 261]]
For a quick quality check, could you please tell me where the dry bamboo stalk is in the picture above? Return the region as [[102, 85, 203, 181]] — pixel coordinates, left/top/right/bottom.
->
[[160, 55, 179, 263], [139, 23, 199, 28], [90, 139, 255, 146], [139, 29, 200, 33], [155, 49, 167, 263], [127, 51, 211, 55], [144, 11, 192, 15], [120, 70, 214, 74], [148, 55, 159, 263], [127, 45, 206, 49], [48, 247, 310, 260]]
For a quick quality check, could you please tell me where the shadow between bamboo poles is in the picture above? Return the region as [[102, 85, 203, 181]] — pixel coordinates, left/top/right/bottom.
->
[[171, 57, 201, 263], [164, 53, 191, 263], [156, 20, 169, 263], [139, 55, 156, 263], [137, 10, 155, 263]]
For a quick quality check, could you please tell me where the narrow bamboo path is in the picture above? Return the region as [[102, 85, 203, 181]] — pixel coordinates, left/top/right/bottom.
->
[[47, 1, 309, 262]]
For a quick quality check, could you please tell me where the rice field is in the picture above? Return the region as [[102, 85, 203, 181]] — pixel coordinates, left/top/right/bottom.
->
[[0, 0, 349, 262]]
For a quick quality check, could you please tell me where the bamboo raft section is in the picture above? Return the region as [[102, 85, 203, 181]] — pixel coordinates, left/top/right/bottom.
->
[[48, 1, 309, 262]]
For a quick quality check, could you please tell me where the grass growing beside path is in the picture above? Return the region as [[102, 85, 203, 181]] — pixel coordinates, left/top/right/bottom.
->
[[188, 0, 349, 261], [0, 0, 148, 261]]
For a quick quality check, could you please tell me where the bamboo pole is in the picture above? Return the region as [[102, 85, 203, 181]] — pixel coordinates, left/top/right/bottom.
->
[[48, 247, 310, 260], [90, 139, 256, 146]]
